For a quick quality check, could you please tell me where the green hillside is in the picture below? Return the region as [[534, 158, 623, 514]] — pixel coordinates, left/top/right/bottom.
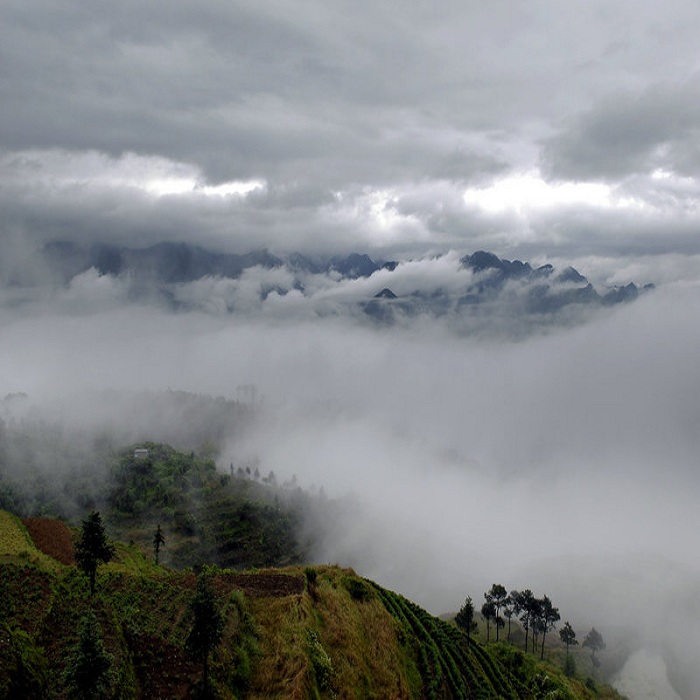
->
[[1, 437, 313, 571], [103, 442, 308, 570], [0, 508, 625, 700], [0, 439, 626, 699]]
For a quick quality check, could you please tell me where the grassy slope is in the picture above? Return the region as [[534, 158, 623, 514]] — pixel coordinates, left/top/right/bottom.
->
[[0, 513, 625, 699]]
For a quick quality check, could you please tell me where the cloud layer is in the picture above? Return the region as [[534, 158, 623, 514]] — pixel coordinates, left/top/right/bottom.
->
[[3, 1, 700, 270]]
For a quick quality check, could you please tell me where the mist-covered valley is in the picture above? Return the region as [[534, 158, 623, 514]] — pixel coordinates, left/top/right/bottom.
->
[[2, 270, 699, 697]]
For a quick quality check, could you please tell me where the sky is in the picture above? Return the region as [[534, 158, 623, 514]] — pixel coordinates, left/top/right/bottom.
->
[[2, 2, 700, 697], [2, 0, 700, 276]]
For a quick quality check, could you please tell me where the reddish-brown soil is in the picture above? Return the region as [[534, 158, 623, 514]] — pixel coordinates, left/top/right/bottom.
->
[[177, 570, 304, 597], [23, 517, 76, 565], [227, 571, 304, 597]]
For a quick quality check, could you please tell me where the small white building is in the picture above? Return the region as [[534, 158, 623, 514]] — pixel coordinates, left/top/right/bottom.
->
[[134, 448, 149, 460]]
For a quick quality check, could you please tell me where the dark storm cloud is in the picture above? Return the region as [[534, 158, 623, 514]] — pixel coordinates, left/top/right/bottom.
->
[[3, 0, 700, 265], [0, 0, 472, 188], [542, 77, 700, 180]]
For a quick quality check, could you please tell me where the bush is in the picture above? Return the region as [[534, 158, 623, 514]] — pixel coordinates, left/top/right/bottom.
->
[[0, 623, 49, 699], [307, 630, 334, 692], [304, 567, 318, 587], [342, 576, 373, 602]]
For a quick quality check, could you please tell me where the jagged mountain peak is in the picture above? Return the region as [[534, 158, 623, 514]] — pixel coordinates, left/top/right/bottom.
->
[[35, 240, 650, 335]]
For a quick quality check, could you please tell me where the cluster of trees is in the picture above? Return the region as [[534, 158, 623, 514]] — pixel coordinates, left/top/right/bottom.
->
[[455, 583, 606, 675], [230, 460, 302, 489], [71, 510, 224, 698], [460, 584, 560, 660]]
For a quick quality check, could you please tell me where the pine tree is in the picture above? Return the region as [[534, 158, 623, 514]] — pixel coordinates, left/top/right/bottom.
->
[[538, 595, 560, 660], [487, 584, 508, 641], [559, 621, 578, 658], [560, 621, 578, 676], [186, 570, 225, 696], [503, 594, 516, 642], [481, 599, 496, 643], [153, 523, 165, 565], [583, 627, 605, 678], [75, 511, 114, 595], [515, 589, 535, 652], [62, 611, 113, 699], [455, 596, 477, 646]]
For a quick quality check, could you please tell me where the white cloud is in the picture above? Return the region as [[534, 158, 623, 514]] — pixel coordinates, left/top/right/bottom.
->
[[0, 148, 266, 200], [461, 170, 653, 217]]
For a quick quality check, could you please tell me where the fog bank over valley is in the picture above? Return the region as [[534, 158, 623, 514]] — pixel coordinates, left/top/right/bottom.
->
[[1, 279, 699, 696]]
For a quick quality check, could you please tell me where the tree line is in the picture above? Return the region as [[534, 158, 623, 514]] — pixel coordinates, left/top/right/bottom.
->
[[455, 583, 606, 678]]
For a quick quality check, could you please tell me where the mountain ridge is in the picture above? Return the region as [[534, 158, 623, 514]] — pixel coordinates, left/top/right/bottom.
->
[[36, 241, 652, 329]]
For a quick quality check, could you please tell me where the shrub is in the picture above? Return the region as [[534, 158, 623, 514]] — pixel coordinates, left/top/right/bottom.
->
[[0, 623, 49, 699], [307, 630, 334, 692], [304, 567, 318, 587], [342, 576, 373, 602]]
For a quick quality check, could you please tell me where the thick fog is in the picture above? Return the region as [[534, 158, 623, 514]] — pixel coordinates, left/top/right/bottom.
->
[[1, 279, 699, 695]]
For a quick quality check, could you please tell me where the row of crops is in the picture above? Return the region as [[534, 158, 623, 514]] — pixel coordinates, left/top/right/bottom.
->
[[370, 581, 528, 700]]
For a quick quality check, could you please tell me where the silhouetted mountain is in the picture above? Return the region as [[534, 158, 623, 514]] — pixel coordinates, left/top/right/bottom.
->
[[368, 251, 648, 329], [42, 241, 284, 285], [329, 253, 383, 278], [461, 250, 533, 279], [461, 251, 587, 286], [557, 266, 588, 284], [42, 240, 94, 283], [37, 241, 650, 332], [41, 243, 399, 284], [121, 243, 284, 283], [286, 252, 326, 274], [525, 283, 600, 314], [602, 282, 639, 305]]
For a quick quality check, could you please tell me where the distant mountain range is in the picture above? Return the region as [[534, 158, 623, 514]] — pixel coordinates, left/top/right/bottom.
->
[[41, 241, 398, 284], [39, 241, 652, 331]]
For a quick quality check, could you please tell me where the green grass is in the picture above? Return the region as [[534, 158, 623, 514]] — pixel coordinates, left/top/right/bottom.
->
[[0, 511, 65, 573]]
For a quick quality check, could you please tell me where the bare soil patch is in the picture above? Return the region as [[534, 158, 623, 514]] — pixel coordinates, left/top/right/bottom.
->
[[23, 517, 76, 565], [230, 572, 304, 597], [205, 571, 304, 597], [168, 570, 304, 598]]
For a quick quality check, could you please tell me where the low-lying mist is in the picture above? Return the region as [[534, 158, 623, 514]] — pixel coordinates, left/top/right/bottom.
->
[[1, 283, 698, 697]]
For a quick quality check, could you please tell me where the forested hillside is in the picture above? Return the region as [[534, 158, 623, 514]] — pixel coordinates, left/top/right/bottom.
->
[[0, 427, 316, 571]]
